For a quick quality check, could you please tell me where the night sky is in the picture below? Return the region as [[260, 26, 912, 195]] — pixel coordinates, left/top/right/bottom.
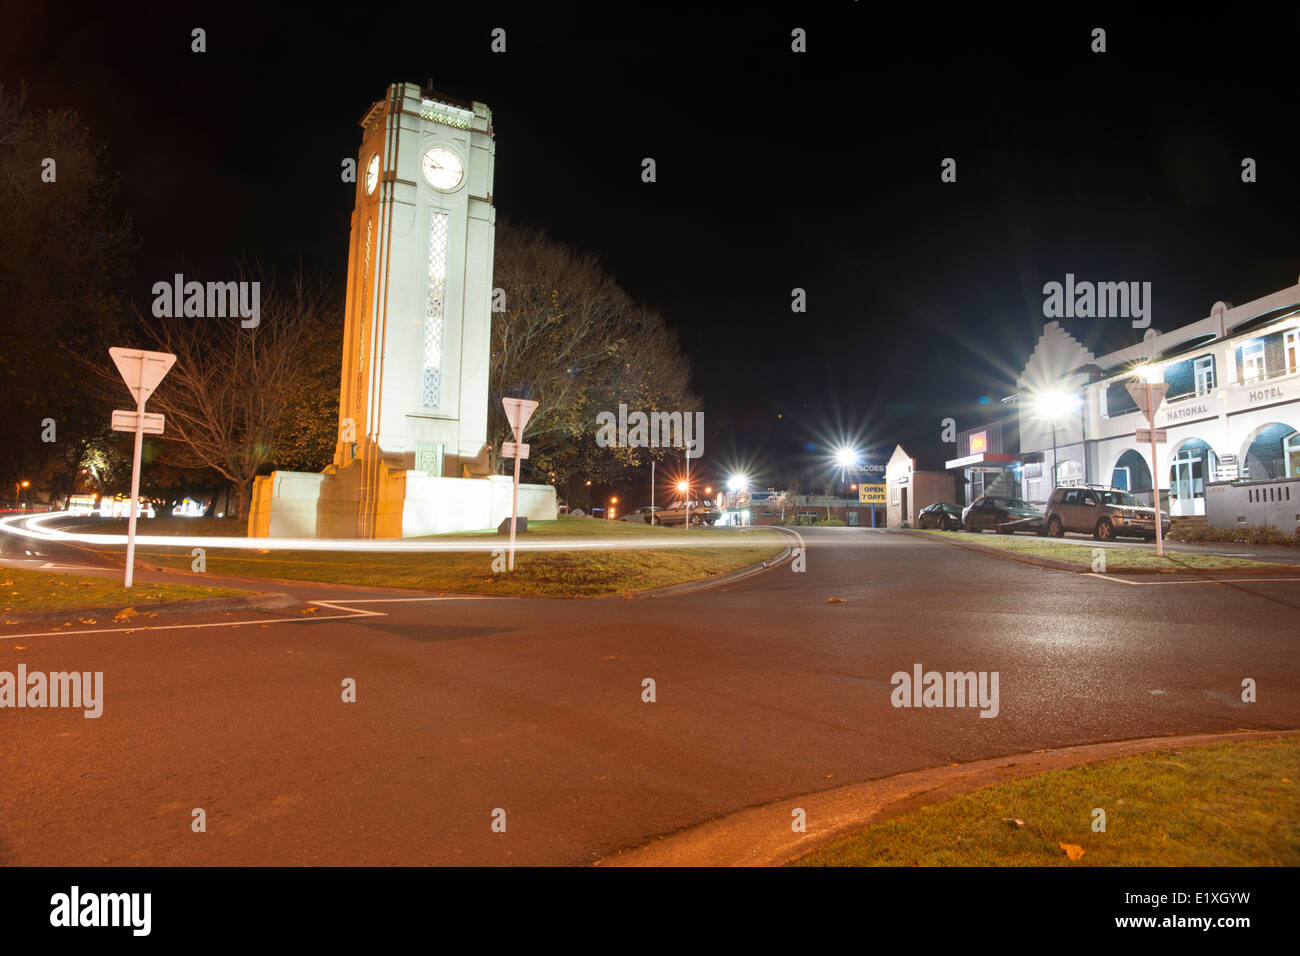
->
[[6, 2, 1300, 488]]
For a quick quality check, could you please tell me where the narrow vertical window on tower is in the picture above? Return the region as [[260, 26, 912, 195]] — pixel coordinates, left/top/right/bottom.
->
[[423, 211, 450, 408], [358, 218, 372, 412]]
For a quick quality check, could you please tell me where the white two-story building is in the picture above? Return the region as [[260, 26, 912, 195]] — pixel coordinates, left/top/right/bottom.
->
[[1015, 280, 1300, 524]]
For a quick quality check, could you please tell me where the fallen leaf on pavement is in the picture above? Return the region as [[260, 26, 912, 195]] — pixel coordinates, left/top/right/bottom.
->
[[114, 607, 138, 622], [300, 607, 319, 614], [827, 597, 846, 603]]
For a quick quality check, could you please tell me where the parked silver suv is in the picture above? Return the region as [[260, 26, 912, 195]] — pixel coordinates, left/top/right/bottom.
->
[[1043, 486, 1170, 542]]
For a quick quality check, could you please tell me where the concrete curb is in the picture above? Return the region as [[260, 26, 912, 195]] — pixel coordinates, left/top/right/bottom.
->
[[0, 591, 302, 627], [621, 527, 796, 599], [595, 728, 1300, 867], [898, 528, 1300, 576]]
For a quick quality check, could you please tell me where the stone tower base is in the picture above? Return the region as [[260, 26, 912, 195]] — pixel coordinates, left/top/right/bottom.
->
[[247, 460, 557, 539]]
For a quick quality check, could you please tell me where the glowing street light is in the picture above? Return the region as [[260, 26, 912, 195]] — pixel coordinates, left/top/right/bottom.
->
[[1031, 388, 1080, 490], [727, 474, 748, 492], [1133, 361, 1164, 384]]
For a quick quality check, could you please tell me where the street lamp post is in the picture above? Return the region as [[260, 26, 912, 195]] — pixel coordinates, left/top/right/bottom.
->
[[834, 447, 860, 522], [1049, 419, 1059, 491], [1032, 390, 1076, 495]]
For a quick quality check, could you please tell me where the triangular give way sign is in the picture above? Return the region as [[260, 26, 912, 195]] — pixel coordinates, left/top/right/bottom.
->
[[110, 347, 176, 404]]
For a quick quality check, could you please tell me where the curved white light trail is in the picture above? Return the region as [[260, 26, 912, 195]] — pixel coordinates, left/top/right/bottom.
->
[[0, 512, 790, 554]]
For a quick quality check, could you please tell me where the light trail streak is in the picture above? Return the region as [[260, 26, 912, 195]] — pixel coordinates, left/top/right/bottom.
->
[[0, 512, 805, 554]]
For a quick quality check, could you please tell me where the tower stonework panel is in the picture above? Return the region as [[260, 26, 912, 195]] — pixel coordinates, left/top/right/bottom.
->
[[247, 82, 556, 539]]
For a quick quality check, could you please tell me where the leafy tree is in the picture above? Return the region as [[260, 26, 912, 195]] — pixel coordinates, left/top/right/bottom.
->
[[489, 222, 698, 503], [0, 84, 134, 505]]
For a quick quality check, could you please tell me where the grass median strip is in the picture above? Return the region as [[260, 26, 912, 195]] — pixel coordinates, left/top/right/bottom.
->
[[0, 566, 248, 615], [919, 529, 1287, 570], [74, 516, 783, 597], [792, 737, 1300, 867]]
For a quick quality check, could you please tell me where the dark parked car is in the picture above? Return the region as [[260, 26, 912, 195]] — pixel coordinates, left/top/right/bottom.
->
[[918, 502, 963, 531], [618, 505, 663, 524], [961, 496, 1046, 535]]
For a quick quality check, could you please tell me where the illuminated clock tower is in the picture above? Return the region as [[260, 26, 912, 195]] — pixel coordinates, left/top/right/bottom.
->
[[248, 83, 553, 538], [335, 83, 496, 534]]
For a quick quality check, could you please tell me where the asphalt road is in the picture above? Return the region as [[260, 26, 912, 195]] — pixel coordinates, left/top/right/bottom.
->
[[2, 526, 1297, 865]]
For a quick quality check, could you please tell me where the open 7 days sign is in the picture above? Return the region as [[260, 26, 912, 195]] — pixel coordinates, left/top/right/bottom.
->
[[859, 483, 886, 505]]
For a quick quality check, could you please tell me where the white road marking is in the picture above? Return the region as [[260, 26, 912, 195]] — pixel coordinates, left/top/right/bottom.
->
[[1086, 573, 1300, 587], [0, 595, 486, 642]]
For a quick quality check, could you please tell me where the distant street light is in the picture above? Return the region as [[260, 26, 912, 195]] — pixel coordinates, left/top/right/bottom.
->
[[832, 446, 861, 517]]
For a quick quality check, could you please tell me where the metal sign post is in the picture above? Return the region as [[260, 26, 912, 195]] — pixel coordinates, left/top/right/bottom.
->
[[109, 347, 177, 587], [685, 453, 690, 529], [501, 397, 539, 571], [1126, 379, 1169, 557]]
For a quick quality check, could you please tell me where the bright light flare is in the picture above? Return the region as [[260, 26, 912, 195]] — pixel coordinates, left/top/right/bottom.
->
[[1032, 388, 1078, 420], [1132, 362, 1164, 384]]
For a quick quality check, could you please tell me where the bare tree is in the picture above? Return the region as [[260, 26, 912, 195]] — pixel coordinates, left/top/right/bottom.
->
[[116, 269, 337, 520]]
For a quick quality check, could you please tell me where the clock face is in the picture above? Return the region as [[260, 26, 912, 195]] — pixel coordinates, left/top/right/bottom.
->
[[421, 147, 464, 190], [365, 154, 380, 195]]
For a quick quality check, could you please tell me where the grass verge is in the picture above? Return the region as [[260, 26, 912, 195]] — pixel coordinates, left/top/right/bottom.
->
[[792, 737, 1300, 866], [67, 516, 784, 597], [918, 529, 1288, 570], [0, 566, 248, 616]]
